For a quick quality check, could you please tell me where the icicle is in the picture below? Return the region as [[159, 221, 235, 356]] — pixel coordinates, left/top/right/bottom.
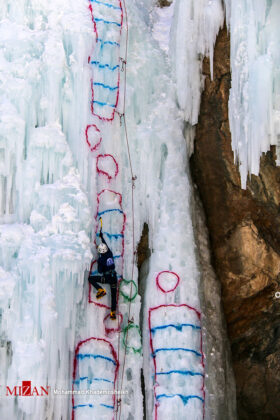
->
[[224, 0, 280, 188], [170, 0, 224, 124]]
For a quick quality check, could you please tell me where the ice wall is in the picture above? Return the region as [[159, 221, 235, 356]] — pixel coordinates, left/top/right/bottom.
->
[[170, 0, 224, 125], [224, 0, 280, 188], [72, 1, 143, 419], [124, 1, 222, 419], [151, 1, 237, 419], [0, 0, 237, 419], [0, 1, 93, 419]]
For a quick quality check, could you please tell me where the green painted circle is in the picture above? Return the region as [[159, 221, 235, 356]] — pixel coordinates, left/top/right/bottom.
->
[[119, 278, 138, 302], [122, 323, 142, 354]]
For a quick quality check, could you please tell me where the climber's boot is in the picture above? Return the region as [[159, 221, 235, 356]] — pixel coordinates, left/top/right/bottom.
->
[[96, 288, 106, 299], [110, 310, 116, 320]]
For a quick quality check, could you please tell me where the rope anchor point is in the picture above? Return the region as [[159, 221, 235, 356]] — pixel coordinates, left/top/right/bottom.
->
[[117, 111, 125, 125], [132, 175, 137, 188], [120, 57, 127, 71]]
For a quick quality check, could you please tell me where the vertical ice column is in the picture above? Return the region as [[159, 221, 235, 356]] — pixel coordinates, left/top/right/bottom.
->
[[0, 102, 25, 222], [73, 1, 142, 419], [170, 0, 224, 125], [224, 0, 280, 187], [140, 103, 204, 419], [74, 2, 125, 418], [88, 0, 123, 121], [0, 154, 92, 420], [146, 273, 204, 420], [72, 337, 119, 420]]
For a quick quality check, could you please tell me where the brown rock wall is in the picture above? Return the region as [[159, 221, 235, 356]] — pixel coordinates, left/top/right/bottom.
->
[[190, 26, 280, 419], [157, 0, 172, 7]]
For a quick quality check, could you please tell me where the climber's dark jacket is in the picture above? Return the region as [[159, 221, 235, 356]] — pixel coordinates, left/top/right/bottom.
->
[[97, 231, 115, 274], [88, 231, 118, 312]]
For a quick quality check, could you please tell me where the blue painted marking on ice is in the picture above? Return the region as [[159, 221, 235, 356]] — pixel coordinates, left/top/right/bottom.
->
[[91, 61, 120, 71], [74, 376, 114, 385], [73, 403, 94, 409], [90, 270, 98, 275], [97, 232, 124, 239], [156, 370, 204, 377], [100, 404, 114, 409], [93, 82, 118, 91], [94, 17, 121, 27], [90, 0, 122, 10], [156, 394, 204, 405], [93, 378, 114, 383], [92, 100, 116, 108], [97, 208, 124, 216], [76, 353, 117, 366], [113, 255, 121, 259], [96, 38, 120, 47], [151, 323, 201, 334], [152, 347, 202, 358]]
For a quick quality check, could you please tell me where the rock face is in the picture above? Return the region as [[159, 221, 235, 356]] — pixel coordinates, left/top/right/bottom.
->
[[190, 26, 280, 420], [157, 0, 172, 7]]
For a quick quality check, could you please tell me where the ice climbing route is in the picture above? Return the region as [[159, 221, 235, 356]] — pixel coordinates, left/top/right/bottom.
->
[[149, 303, 204, 420], [88, 0, 123, 121], [0, 0, 239, 419], [144, 270, 205, 420], [72, 337, 119, 420], [74, 1, 205, 419], [73, 1, 125, 418], [85, 124, 102, 152], [73, 1, 141, 419], [96, 154, 119, 180]]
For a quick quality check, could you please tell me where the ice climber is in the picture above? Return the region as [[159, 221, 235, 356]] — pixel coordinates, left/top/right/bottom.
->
[[88, 226, 117, 320]]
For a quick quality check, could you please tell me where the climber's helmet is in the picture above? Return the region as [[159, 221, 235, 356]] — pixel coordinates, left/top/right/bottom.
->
[[98, 243, 108, 254]]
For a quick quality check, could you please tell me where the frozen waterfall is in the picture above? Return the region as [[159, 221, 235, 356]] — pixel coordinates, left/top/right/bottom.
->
[[0, 1, 237, 420]]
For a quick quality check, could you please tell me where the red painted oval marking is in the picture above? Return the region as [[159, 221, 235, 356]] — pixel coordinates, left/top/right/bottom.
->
[[96, 154, 119, 180], [85, 124, 102, 152], [156, 271, 180, 293]]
